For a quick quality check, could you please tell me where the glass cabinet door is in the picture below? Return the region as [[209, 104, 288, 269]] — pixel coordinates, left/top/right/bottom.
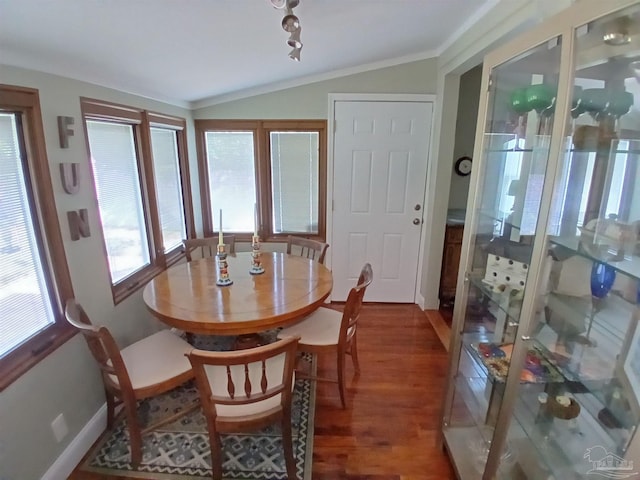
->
[[502, 4, 640, 479], [442, 36, 563, 478]]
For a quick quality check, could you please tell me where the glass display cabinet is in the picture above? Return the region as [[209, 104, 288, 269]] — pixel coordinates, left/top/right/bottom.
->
[[441, 1, 640, 478]]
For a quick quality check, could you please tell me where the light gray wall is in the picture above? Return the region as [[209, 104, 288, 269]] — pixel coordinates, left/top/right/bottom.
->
[[449, 64, 483, 210], [194, 59, 439, 118], [0, 65, 196, 480]]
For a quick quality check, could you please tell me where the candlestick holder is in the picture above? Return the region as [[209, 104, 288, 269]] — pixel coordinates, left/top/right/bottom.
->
[[216, 244, 233, 286], [249, 235, 265, 275]]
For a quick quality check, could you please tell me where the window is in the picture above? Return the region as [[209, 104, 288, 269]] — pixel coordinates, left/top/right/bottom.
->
[[82, 99, 194, 303], [0, 85, 74, 390], [195, 120, 326, 241], [150, 126, 187, 252]]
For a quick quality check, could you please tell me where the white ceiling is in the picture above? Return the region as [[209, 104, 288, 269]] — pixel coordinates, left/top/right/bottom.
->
[[0, 0, 494, 108]]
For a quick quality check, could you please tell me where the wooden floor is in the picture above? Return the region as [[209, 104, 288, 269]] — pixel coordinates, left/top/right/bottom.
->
[[70, 304, 456, 480]]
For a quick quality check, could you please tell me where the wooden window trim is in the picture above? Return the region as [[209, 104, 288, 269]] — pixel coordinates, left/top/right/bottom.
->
[[0, 85, 75, 391], [81, 98, 194, 304], [262, 121, 327, 242], [195, 121, 260, 240], [81, 97, 143, 123], [195, 119, 327, 243]]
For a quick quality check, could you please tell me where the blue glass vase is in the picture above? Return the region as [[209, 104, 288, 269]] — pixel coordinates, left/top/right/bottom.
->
[[590, 262, 616, 299]]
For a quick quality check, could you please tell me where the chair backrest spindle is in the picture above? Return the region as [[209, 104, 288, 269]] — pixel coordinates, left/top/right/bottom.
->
[[286, 235, 329, 264], [184, 235, 236, 261]]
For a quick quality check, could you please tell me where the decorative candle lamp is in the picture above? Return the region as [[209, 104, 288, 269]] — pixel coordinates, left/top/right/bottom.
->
[[250, 235, 265, 275], [216, 243, 233, 286]]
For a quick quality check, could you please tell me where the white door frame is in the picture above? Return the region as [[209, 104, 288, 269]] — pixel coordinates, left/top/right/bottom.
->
[[327, 93, 437, 306]]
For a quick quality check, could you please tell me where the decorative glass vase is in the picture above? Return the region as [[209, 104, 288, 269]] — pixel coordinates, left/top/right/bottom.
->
[[590, 261, 616, 299]]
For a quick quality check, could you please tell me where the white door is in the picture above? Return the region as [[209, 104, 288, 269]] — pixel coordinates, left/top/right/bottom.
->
[[331, 100, 432, 302]]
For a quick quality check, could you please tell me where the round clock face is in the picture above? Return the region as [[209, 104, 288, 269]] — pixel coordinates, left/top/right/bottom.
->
[[455, 156, 472, 176]]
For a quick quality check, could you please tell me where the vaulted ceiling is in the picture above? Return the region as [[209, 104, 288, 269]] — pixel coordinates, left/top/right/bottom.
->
[[0, 0, 494, 107]]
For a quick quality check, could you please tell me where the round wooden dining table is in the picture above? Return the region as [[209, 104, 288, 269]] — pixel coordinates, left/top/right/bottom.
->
[[143, 252, 333, 336]]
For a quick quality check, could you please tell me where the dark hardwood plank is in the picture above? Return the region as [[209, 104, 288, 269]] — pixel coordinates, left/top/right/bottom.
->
[[69, 304, 455, 479]]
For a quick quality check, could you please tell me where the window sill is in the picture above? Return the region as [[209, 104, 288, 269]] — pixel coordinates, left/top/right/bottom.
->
[[0, 322, 76, 391]]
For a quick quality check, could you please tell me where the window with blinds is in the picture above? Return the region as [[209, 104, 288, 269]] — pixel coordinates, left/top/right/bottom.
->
[[81, 98, 194, 303], [270, 131, 319, 234], [86, 120, 150, 283], [150, 127, 186, 252], [0, 113, 56, 358], [196, 120, 326, 241], [0, 85, 74, 389], [205, 131, 257, 233]]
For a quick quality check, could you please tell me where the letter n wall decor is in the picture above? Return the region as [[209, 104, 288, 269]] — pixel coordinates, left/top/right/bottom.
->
[[59, 156, 91, 241]]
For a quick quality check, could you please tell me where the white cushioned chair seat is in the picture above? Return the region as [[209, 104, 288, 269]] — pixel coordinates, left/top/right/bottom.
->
[[112, 330, 193, 390], [278, 307, 342, 346]]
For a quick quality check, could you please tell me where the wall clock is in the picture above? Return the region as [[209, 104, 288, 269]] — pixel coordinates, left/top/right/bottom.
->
[[454, 156, 472, 176]]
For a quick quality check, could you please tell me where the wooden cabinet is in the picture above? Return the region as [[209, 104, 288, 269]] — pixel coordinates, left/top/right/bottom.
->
[[439, 224, 464, 307]]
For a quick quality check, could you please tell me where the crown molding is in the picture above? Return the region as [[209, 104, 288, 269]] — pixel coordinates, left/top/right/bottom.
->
[[190, 49, 440, 110]]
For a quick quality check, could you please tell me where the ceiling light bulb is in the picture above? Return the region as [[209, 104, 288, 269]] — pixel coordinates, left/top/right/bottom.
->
[[289, 46, 301, 61], [603, 16, 631, 46], [287, 26, 302, 49], [282, 13, 300, 32], [269, 0, 287, 9], [603, 31, 630, 45]]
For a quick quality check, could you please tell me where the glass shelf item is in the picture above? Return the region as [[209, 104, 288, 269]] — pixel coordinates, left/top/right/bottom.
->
[[442, 2, 640, 479]]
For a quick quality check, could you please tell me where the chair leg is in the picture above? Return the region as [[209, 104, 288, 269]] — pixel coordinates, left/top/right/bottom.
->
[[282, 412, 297, 480], [350, 334, 361, 374], [337, 349, 346, 409], [105, 389, 116, 428], [211, 432, 224, 480], [124, 402, 143, 467]]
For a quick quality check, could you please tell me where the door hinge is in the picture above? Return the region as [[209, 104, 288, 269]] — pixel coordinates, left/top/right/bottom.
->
[[487, 74, 493, 92]]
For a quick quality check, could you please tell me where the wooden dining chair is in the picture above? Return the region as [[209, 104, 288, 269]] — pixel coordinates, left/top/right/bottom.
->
[[64, 299, 197, 466], [286, 235, 329, 264], [186, 336, 301, 480], [183, 235, 236, 261], [277, 263, 373, 408]]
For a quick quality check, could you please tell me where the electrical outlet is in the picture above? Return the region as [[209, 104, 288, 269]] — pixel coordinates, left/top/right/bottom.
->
[[51, 413, 68, 443]]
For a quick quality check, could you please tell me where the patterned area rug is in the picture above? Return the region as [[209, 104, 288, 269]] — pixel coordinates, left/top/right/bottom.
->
[[80, 334, 315, 480]]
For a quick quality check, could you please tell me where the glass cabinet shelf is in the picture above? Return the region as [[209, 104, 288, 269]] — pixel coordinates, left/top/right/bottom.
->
[[466, 275, 524, 330], [550, 235, 640, 282]]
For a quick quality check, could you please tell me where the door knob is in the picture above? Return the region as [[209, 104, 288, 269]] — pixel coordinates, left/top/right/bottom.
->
[[413, 218, 421, 225]]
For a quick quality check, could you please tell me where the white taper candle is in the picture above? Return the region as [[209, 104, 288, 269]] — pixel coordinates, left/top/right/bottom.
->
[[254, 203, 258, 237], [218, 209, 223, 245]]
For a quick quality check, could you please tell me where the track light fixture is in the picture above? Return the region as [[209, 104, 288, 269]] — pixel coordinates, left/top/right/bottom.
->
[[270, 0, 303, 61]]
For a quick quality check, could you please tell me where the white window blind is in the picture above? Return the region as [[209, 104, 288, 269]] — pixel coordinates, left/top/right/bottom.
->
[[86, 120, 150, 283], [150, 127, 186, 252], [270, 131, 319, 234], [0, 113, 55, 357], [205, 131, 257, 232]]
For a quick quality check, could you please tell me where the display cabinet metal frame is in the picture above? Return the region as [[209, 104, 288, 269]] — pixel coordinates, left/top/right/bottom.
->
[[441, 1, 640, 478]]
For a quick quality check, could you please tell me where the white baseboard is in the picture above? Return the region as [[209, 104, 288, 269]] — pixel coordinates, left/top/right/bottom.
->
[[41, 403, 106, 480]]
